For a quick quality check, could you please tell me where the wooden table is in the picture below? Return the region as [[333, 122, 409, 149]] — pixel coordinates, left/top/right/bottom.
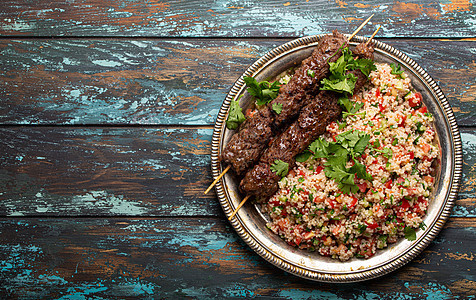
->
[[1, 1, 475, 298]]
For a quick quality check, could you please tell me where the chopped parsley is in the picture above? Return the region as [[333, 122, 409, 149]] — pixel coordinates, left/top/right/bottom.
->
[[321, 47, 376, 94], [308, 130, 372, 194], [295, 151, 311, 163], [390, 63, 405, 78], [270, 159, 289, 178], [404, 226, 417, 241], [243, 76, 281, 106], [272, 102, 283, 114], [307, 69, 316, 78], [225, 98, 246, 130]]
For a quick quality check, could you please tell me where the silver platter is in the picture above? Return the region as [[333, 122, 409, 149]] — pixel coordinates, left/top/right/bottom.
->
[[210, 34, 463, 282]]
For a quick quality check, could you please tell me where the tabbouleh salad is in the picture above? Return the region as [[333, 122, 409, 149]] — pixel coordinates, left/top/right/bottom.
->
[[263, 62, 439, 261]]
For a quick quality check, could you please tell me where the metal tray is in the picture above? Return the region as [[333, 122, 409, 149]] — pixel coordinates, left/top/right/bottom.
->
[[210, 34, 463, 282]]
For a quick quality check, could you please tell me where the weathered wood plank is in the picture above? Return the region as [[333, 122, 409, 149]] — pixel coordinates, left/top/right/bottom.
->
[[0, 127, 474, 217], [0, 0, 475, 38], [0, 39, 475, 126], [0, 217, 475, 298], [0, 127, 220, 217]]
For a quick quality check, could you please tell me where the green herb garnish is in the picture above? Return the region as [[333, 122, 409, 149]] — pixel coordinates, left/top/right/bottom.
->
[[243, 76, 281, 106], [390, 63, 405, 78], [404, 226, 416, 241], [272, 102, 283, 114], [321, 47, 376, 94], [270, 160, 289, 178], [308, 130, 372, 194], [226, 98, 246, 130]]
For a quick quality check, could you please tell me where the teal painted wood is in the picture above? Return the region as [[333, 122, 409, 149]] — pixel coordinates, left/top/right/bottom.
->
[[0, 39, 475, 126], [0, 218, 474, 298], [0, 127, 474, 217], [0, 127, 220, 217], [0, 0, 475, 38]]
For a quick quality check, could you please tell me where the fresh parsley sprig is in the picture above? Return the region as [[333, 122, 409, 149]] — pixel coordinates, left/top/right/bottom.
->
[[226, 97, 246, 130], [390, 63, 405, 78], [309, 130, 372, 194], [321, 47, 376, 94], [270, 160, 289, 178], [243, 76, 281, 106]]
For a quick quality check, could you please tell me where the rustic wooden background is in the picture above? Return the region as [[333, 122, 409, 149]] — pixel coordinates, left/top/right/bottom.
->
[[0, 0, 475, 298]]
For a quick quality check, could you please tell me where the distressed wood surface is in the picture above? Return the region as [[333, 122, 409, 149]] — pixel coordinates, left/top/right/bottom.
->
[[0, 39, 475, 126], [0, 0, 475, 38], [0, 127, 474, 218], [1, 0, 476, 298], [0, 217, 475, 299]]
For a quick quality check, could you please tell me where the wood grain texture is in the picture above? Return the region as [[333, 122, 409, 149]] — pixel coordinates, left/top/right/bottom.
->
[[0, 0, 475, 38], [0, 217, 475, 299], [0, 127, 474, 218], [0, 39, 475, 126], [0, 127, 220, 217]]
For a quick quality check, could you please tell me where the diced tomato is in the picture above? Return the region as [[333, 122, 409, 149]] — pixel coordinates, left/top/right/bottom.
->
[[281, 209, 288, 217], [365, 221, 379, 229], [277, 219, 288, 231], [379, 103, 386, 112], [245, 108, 256, 118], [376, 88, 380, 98], [269, 199, 280, 207], [328, 199, 337, 209], [332, 226, 341, 236], [332, 135, 337, 142], [409, 151, 414, 160], [417, 106, 428, 114], [349, 196, 358, 208], [315, 166, 324, 174], [295, 236, 302, 246], [384, 179, 393, 189], [298, 169, 306, 177], [408, 94, 421, 108], [424, 176, 434, 184], [357, 182, 368, 193], [398, 115, 407, 127], [421, 143, 431, 153], [362, 154, 367, 160], [400, 199, 410, 211], [328, 122, 338, 131], [304, 231, 315, 240]]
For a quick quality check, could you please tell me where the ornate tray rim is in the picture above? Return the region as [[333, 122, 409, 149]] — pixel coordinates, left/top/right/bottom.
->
[[210, 34, 463, 282]]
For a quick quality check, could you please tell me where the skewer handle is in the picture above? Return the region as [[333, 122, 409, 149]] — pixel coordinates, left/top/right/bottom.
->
[[228, 195, 250, 221], [348, 14, 374, 41], [204, 165, 231, 195], [365, 25, 381, 46]]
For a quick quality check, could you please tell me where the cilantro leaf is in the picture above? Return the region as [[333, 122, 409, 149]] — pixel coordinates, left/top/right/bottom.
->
[[349, 160, 373, 181], [321, 74, 356, 94], [243, 76, 281, 106], [338, 96, 353, 113], [309, 138, 329, 158], [270, 160, 289, 178], [272, 102, 283, 114], [390, 63, 404, 77], [353, 58, 377, 76], [295, 151, 311, 163], [308, 129, 373, 195], [354, 134, 371, 155], [404, 226, 416, 241], [226, 98, 245, 130], [321, 46, 376, 95], [373, 147, 393, 159]]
